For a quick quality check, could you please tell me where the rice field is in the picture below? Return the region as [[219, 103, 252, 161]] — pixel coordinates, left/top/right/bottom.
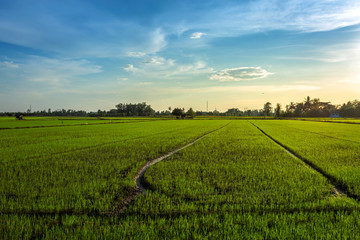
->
[[1, 118, 360, 239], [0, 116, 162, 129]]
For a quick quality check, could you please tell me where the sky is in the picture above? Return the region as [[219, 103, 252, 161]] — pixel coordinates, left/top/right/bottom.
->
[[0, 0, 360, 112]]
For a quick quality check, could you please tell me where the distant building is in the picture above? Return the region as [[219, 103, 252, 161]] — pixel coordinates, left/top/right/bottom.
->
[[330, 113, 340, 118]]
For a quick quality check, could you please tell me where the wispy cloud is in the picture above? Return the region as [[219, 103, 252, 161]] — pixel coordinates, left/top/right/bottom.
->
[[0, 61, 19, 69], [23, 56, 102, 85], [188, 0, 360, 36], [127, 52, 146, 57], [1, 1, 359, 58], [123, 64, 138, 72], [210, 67, 273, 82], [166, 61, 214, 77], [142, 56, 175, 66], [190, 32, 206, 39], [146, 28, 167, 54], [124, 55, 214, 79]]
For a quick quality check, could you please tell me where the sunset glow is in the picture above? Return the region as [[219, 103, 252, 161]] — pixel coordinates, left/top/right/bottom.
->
[[0, 0, 359, 112]]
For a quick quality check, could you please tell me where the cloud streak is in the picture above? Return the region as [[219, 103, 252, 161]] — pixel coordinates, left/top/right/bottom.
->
[[210, 67, 273, 82], [1, 1, 359, 58], [123, 64, 138, 72], [185, 0, 360, 37], [0, 61, 19, 69], [190, 32, 206, 39], [22, 56, 102, 85], [127, 52, 146, 57]]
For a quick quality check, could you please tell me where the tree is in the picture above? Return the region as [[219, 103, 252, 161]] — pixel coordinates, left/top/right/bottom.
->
[[186, 108, 196, 118], [274, 103, 281, 118], [304, 96, 311, 112], [339, 100, 360, 117], [225, 108, 242, 116], [115, 102, 155, 116], [212, 109, 220, 116], [172, 108, 184, 119], [263, 102, 272, 117]]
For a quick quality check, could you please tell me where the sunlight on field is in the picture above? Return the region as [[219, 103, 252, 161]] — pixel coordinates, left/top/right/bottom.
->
[[1, 118, 360, 238]]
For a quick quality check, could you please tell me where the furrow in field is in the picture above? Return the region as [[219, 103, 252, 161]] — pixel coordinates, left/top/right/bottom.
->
[[2, 202, 357, 217], [248, 121, 349, 199], [109, 122, 232, 215]]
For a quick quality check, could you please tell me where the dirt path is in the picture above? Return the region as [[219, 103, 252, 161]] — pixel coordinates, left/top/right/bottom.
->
[[135, 122, 232, 192], [134, 135, 207, 193], [110, 122, 232, 215]]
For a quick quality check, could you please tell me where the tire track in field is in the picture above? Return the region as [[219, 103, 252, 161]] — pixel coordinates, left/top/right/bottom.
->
[[248, 121, 358, 204], [110, 121, 232, 215]]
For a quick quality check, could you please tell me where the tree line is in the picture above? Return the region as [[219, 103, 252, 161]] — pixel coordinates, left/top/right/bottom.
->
[[266, 97, 360, 118], [1, 97, 360, 118]]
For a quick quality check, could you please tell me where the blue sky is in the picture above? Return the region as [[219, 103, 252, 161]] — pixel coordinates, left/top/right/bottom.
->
[[0, 0, 360, 112]]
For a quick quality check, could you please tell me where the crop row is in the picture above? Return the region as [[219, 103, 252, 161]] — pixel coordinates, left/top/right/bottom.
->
[[111, 120, 359, 238], [252, 120, 360, 198], [2, 119, 360, 239], [0, 120, 214, 163], [1, 120, 228, 214], [0, 116, 158, 129]]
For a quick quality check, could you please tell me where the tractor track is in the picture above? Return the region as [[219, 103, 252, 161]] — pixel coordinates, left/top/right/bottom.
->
[[248, 121, 358, 204], [109, 121, 232, 215]]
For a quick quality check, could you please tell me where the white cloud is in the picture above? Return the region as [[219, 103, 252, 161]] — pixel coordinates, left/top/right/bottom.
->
[[1, 1, 359, 59], [0, 61, 19, 69], [117, 77, 128, 81], [127, 52, 146, 57], [123, 64, 138, 72], [190, 32, 206, 39], [210, 67, 273, 82], [122, 54, 214, 80], [191, 0, 360, 37], [167, 61, 214, 77], [147, 28, 167, 53], [143, 56, 175, 66]]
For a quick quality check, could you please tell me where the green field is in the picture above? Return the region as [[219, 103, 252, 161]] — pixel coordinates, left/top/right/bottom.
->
[[294, 117, 360, 124], [0, 116, 165, 129], [1, 118, 360, 239]]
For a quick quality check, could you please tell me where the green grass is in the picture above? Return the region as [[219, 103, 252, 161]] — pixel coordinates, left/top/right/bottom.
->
[[0, 116, 163, 129], [252, 120, 360, 198], [1, 118, 360, 239], [294, 117, 360, 124], [1, 120, 228, 214]]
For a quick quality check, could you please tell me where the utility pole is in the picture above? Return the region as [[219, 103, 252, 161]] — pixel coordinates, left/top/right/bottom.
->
[[27, 105, 32, 113]]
